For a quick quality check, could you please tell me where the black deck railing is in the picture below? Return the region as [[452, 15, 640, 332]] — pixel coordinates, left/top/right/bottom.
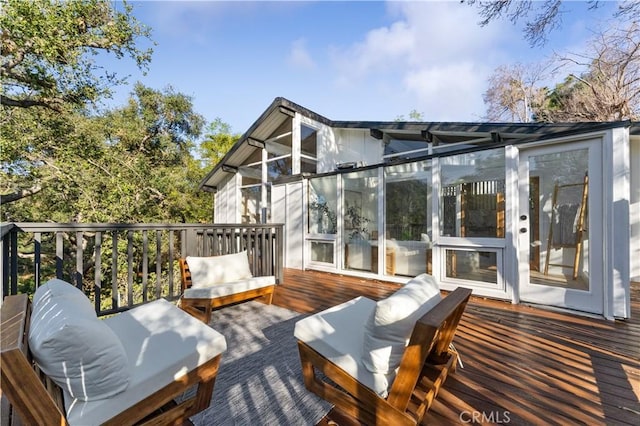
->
[[1, 223, 284, 316]]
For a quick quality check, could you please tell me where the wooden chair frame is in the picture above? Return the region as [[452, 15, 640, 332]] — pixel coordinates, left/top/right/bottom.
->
[[1, 294, 221, 426], [178, 257, 275, 324], [298, 287, 472, 426]]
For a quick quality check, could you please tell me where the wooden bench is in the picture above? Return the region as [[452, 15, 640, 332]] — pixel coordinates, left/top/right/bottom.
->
[[295, 285, 472, 426], [1, 293, 225, 426], [179, 256, 275, 324]]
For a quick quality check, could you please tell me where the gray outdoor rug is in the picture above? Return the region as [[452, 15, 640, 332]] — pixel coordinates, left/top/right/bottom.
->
[[189, 301, 332, 425]]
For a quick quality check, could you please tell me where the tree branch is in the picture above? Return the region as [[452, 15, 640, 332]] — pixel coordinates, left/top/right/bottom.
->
[[0, 94, 62, 110], [1, 184, 43, 204]]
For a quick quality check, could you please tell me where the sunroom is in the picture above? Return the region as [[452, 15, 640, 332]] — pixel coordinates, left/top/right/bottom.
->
[[201, 97, 638, 320]]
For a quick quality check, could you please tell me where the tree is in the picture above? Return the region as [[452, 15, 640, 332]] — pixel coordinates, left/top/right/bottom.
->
[[1, 0, 152, 206], [483, 22, 640, 123], [463, 0, 640, 47], [2, 84, 209, 223], [199, 118, 241, 167], [1, 0, 152, 110], [538, 23, 640, 121], [395, 109, 424, 122], [483, 63, 549, 122]]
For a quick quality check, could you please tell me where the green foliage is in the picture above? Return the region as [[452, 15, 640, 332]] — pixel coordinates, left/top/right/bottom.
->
[[3, 84, 213, 223], [1, 0, 152, 109], [395, 109, 424, 122], [199, 117, 241, 167]]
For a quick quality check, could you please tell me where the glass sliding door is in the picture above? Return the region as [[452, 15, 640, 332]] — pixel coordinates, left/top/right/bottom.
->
[[385, 161, 432, 277], [343, 170, 379, 273]]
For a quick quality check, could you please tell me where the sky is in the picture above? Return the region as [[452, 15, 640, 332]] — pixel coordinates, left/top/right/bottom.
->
[[101, 0, 619, 135]]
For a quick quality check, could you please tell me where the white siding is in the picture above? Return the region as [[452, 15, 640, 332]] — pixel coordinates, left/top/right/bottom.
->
[[630, 136, 640, 283], [607, 128, 631, 319], [285, 182, 304, 269], [214, 174, 238, 224]]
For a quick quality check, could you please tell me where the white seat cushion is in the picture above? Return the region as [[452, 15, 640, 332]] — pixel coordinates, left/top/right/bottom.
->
[[183, 275, 275, 299], [362, 273, 442, 374], [64, 299, 227, 425], [186, 251, 253, 287], [294, 296, 395, 397]]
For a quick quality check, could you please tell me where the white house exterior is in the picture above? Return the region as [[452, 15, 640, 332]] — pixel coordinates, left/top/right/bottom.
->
[[201, 97, 639, 319]]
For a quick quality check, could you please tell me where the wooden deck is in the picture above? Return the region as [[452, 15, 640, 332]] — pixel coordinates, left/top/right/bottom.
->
[[274, 269, 640, 425]]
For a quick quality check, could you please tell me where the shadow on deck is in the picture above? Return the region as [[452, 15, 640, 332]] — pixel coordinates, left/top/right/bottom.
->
[[273, 269, 640, 425]]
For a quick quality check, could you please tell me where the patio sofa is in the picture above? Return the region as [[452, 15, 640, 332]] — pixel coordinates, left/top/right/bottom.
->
[[179, 250, 276, 323], [0, 278, 227, 425]]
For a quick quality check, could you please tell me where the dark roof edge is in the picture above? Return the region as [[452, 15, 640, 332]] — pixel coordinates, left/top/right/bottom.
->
[[199, 96, 638, 189], [199, 97, 334, 190]]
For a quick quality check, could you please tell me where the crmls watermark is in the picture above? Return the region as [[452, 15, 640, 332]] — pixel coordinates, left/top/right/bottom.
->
[[459, 410, 511, 424]]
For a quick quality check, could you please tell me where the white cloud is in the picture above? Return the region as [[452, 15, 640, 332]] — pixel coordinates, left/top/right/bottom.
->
[[287, 38, 316, 70], [328, 0, 526, 121]]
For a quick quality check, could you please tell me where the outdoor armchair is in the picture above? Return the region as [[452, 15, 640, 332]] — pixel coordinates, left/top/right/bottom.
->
[[294, 274, 472, 425]]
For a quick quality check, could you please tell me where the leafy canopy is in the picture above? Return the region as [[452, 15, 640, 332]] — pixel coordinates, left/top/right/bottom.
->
[[1, 0, 152, 110]]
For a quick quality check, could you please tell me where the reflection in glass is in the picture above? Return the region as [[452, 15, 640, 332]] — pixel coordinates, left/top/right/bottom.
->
[[528, 148, 589, 290], [240, 186, 261, 224], [267, 120, 292, 159], [445, 249, 497, 285], [308, 176, 337, 234], [311, 241, 334, 264], [384, 138, 429, 161], [343, 170, 378, 272], [385, 161, 432, 277], [301, 125, 317, 157], [267, 157, 292, 182], [440, 148, 505, 238]]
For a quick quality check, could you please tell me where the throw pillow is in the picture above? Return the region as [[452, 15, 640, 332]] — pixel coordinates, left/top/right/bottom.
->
[[186, 251, 253, 288]]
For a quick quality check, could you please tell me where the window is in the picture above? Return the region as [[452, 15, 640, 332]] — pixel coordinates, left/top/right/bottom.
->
[[308, 176, 337, 234], [440, 148, 505, 238], [301, 125, 317, 157], [266, 120, 292, 159], [266, 157, 292, 182], [445, 249, 500, 287], [240, 150, 262, 186], [385, 161, 432, 277], [301, 124, 318, 174], [343, 170, 379, 273], [383, 137, 429, 163], [241, 186, 261, 224], [310, 241, 334, 264]]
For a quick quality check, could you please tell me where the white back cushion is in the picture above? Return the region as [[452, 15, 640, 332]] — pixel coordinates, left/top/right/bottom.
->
[[32, 278, 95, 317], [29, 279, 130, 401], [362, 273, 442, 374], [186, 251, 253, 288]]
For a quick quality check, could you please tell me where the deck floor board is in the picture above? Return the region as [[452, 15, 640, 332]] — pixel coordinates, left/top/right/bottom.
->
[[273, 269, 640, 426]]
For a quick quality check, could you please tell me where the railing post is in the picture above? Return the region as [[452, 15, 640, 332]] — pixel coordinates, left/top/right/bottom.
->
[[276, 224, 284, 284], [185, 228, 197, 257], [1, 225, 19, 298]]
